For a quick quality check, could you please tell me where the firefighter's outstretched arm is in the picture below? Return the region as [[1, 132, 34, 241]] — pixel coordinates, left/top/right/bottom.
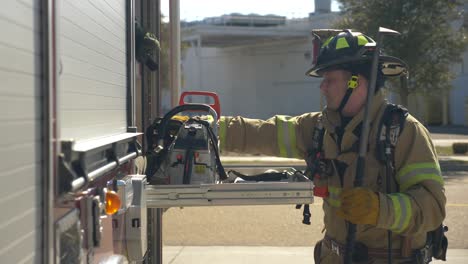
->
[[219, 113, 321, 158]]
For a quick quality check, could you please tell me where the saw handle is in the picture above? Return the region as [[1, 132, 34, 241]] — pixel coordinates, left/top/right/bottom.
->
[[179, 91, 221, 120], [156, 104, 217, 152]]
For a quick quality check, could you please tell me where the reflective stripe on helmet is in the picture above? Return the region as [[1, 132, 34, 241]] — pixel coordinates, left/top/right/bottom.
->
[[388, 193, 412, 233], [336, 37, 350, 49], [396, 162, 444, 191], [357, 35, 369, 46], [306, 29, 406, 77], [276, 115, 300, 158]]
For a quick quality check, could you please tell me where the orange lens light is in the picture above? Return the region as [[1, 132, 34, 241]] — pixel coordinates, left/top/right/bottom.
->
[[105, 190, 121, 215]]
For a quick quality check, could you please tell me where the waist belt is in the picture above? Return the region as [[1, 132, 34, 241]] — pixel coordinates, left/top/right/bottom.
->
[[323, 235, 409, 259]]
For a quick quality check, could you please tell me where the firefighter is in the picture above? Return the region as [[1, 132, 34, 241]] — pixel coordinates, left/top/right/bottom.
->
[[219, 30, 446, 263]]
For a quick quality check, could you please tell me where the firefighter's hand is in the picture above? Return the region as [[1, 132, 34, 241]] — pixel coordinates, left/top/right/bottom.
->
[[336, 187, 379, 225]]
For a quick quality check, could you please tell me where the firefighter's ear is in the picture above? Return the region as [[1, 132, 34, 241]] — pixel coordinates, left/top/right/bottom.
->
[[357, 74, 369, 90]]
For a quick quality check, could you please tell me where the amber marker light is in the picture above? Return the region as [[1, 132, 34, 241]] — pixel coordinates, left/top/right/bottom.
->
[[105, 190, 121, 215]]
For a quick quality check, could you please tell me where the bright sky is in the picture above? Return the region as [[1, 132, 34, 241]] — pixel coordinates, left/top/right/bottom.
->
[[161, 0, 341, 22]]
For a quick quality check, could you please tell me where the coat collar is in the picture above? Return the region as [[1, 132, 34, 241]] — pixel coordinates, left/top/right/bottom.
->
[[321, 91, 387, 152]]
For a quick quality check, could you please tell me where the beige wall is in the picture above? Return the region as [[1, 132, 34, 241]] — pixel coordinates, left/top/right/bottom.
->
[[182, 39, 323, 119]]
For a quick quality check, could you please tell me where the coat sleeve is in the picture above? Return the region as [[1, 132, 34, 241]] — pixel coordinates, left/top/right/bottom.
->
[[219, 113, 321, 158], [376, 115, 446, 236]]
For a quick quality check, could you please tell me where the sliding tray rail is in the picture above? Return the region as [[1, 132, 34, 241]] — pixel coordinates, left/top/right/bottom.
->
[[145, 181, 314, 208]]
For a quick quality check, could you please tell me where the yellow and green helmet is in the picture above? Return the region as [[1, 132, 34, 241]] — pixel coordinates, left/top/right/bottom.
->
[[306, 29, 406, 77]]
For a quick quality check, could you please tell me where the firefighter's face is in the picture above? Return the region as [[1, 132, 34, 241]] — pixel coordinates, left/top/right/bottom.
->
[[320, 70, 349, 110], [320, 70, 368, 116]]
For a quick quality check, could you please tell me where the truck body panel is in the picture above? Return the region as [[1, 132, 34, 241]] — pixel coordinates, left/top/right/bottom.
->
[[2, 0, 139, 263], [1, 1, 316, 263], [59, 0, 128, 141], [0, 0, 43, 263]]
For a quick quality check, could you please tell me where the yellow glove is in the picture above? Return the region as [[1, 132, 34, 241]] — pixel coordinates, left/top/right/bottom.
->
[[336, 187, 379, 225]]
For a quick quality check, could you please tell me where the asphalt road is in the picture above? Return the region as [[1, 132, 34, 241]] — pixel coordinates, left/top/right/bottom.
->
[[162, 170, 468, 249]]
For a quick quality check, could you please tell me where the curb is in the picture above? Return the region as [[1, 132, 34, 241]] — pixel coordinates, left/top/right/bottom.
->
[[221, 156, 468, 172]]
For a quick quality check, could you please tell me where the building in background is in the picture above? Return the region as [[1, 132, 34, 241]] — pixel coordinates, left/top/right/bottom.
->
[[181, 0, 468, 126], [180, 0, 337, 119], [448, 1, 468, 126]]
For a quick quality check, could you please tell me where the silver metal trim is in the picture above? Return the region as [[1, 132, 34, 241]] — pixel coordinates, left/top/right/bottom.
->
[[146, 182, 314, 208], [42, 0, 58, 262], [72, 133, 142, 152], [87, 162, 118, 182], [128, 0, 136, 128], [71, 177, 86, 192], [169, 0, 181, 107], [119, 152, 138, 165], [61, 132, 141, 188]]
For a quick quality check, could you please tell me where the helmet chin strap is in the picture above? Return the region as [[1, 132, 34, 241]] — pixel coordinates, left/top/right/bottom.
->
[[337, 74, 359, 115]]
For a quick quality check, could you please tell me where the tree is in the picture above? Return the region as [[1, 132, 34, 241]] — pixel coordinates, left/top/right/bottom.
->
[[334, 0, 468, 107]]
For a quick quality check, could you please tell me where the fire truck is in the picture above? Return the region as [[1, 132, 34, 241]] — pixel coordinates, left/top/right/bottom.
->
[[0, 1, 314, 263]]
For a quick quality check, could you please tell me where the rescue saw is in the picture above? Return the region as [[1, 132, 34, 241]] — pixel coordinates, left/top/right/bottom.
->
[[143, 91, 315, 208]]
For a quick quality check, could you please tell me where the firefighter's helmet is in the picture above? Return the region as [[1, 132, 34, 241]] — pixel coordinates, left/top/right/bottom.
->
[[306, 29, 406, 77]]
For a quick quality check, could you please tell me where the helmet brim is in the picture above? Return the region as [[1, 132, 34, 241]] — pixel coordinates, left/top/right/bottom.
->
[[379, 55, 407, 76], [305, 55, 407, 77]]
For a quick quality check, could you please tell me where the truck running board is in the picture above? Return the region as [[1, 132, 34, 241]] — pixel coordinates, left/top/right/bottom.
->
[[145, 182, 314, 208]]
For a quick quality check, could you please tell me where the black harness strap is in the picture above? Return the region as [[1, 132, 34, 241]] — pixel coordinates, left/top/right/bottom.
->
[[337, 74, 359, 114], [376, 103, 408, 264], [376, 104, 408, 163], [297, 116, 326, 225], [337, 88, 353, 113]]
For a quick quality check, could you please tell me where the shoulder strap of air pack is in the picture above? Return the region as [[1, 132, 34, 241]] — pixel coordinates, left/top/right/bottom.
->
[[306, 115, 326, 170], [376, 103, 409, 163], [376, 103, 409, 261], [297, 116, 326, 225]]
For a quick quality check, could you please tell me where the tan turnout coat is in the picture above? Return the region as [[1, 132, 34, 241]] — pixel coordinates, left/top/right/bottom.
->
[[219, 92, 446, 263]]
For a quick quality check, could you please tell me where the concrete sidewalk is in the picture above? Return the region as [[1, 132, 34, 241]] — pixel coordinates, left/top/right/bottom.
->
[[163, 246, 467, 264]]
